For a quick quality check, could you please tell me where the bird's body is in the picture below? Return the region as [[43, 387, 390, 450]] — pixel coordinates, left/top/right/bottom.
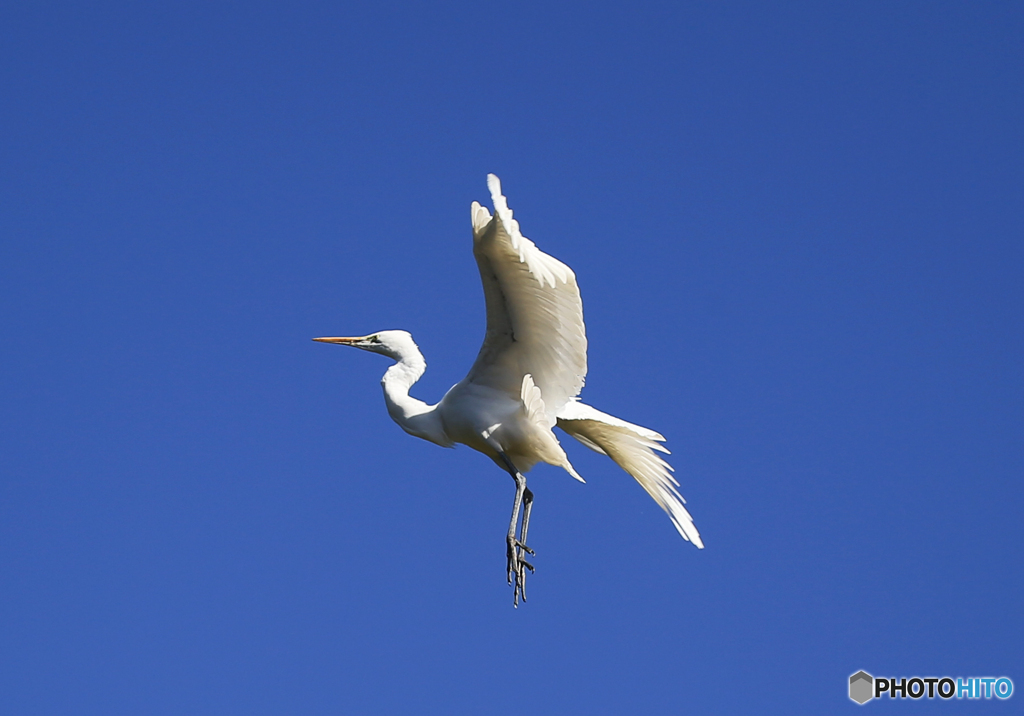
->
[[317, 175, 702, 604]]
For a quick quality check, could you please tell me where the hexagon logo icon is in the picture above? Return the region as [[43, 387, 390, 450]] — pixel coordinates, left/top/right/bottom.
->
[[850, 671, 873, 704]]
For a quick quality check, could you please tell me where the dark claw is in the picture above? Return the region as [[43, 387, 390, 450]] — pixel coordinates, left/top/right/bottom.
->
[[513, 570, 526, 607]]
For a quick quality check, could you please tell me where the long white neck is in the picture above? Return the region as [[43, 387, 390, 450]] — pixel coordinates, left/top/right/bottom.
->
[[381, 346, 452, 448]]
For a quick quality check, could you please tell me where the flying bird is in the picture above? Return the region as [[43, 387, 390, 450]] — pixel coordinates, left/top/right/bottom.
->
[[316, 174, 702, 605]]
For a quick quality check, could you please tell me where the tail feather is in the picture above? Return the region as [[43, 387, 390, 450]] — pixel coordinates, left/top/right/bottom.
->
[[556, 401, 703, 548]]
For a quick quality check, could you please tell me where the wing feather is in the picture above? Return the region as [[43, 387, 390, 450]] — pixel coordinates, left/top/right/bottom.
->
[[464, 175, 587, 423]]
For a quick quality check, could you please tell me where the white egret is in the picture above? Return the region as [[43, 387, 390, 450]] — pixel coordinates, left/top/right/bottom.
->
[[316, 174, 702, 605]]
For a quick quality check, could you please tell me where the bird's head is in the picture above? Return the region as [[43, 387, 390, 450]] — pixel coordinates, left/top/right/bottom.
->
[[313, 330, 418, 361]]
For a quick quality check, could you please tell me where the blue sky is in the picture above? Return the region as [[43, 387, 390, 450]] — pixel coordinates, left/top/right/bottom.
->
[[1, 2, 1021, 713]]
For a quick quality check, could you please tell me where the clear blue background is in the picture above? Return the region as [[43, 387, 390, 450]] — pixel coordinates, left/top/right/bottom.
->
[[1, 2, 1021, 713]]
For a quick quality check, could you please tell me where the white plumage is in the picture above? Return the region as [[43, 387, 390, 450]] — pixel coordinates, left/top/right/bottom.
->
[[316, 174, 702, 605], [465, 175, 587, 427]]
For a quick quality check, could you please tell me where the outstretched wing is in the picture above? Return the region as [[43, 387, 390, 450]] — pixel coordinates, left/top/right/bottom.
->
[[556, 401, 704, 548], [464, 174, 587, 423]]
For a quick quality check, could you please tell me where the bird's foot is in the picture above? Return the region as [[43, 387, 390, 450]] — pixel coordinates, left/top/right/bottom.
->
[[507, 537, 534, 607], [506, 539, 535, 580]]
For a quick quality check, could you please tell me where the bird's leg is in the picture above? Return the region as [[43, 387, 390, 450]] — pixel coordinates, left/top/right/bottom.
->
[[520, 485, 534, 556], [516, 484, 535, 603], [499, 452, 533, 606], [507, 471, 526, 603]]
